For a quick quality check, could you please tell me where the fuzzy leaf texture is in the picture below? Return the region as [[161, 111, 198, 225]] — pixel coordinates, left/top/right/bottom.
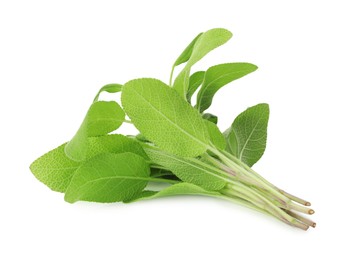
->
[[196, 63, 258, 112], [65, 101, 125, 161], [30, 135, 147, 192], [173, 28, 232, 98], [142, 145, 226, 190], [224, 103, 269, 167], [205, 120, 226, 150], [121, 78, 210, 157], [64, 153, 150, 203]]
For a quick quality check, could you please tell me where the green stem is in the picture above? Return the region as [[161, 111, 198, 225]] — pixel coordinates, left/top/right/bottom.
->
[[218, 191, 269, 216], [220, 150, 311, 206], [210, 147, 290, 204], [143, 144, 312, 229]]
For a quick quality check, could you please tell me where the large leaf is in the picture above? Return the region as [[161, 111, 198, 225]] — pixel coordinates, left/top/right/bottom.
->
[[196, 63, 258, 112], [64, 153, 150, 203], [224, 103, 269, 166], [121, 78, 210, 157], [94, 83, 122, 102], [30, 135, 147, 192], [126, 183, 221, 203], [173, 28, 232, 99], [65, 101, 125, 161], [143, 145, 226, 190]]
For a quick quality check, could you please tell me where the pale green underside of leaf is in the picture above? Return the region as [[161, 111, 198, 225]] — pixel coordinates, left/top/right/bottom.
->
[[143, 146, 226, 190], [196, 63, 258, 112], [65, 101, 125, 161], [224, 103, 269, 167], [64, 153, 150, 203], [173, 28, 233, 98], [121, 78, 210, 157], [125, 183, 221, 203], [30, 135, 147, 192], [94, 83, 122, 102]]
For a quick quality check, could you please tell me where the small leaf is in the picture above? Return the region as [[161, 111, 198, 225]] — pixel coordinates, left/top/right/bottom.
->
[[224, 103, 269, 166], [173, 28, 232, 99], [196, 63, 258, 112], [126, 183, 220, 203], [173, 33, 203, 67], [94, 83, 122, 102], [121, 78, 210, 157], [187, 71, 205, 102], [202, 113, 218, 124], [205, 120, 226, 150], [64, 153, 150, 203], [143, 145, 226, 190], [30, 135, 147, 192], [65, 101, 125, 161]]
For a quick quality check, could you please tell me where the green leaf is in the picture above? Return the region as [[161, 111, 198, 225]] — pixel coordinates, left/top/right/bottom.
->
[[30, 144, 81, 193], [202, 113, 218, 124], [173, 33, 203, 67], [224, 103, 269, 166], [65, 101, 125, 161], [121, 78, 210, 157], [169, 33, 203, 87], [173, 28, 233, 98], [30, 135, 147, 192], [94, 83, 122, 102], [187, 71, 205, 102], [143, 145, 226, 190], [205, 120, 226, 150], [126, 183, 220, 203], [64, 153, 150, 203], [196, 63, 258, 112]]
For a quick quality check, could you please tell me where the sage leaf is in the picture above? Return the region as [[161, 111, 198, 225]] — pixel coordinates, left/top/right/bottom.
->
[[224, 103, 269, 166], [173, 28, 232, 98], [30, 135, 147, 192], [121, 78, 210, 157], [30, 144, 80, 193], [65, 101, 125, 161], [126, 183, 220, 203], [64, 153, 150, 203], [196, 63, 258, 112], [187, 71, 205, 102], [143, 145, 226, 190], [94, 83, 122, 102], [173, 33, 203, 67], [205, 120, 226, 150], [169, 33, 202, 86]]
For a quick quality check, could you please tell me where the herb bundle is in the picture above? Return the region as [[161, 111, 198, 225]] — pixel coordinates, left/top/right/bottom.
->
[[30, 28, 315, 230]]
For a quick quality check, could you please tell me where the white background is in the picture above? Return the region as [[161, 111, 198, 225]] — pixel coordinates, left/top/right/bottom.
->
[[1, 0, 350, 259]]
